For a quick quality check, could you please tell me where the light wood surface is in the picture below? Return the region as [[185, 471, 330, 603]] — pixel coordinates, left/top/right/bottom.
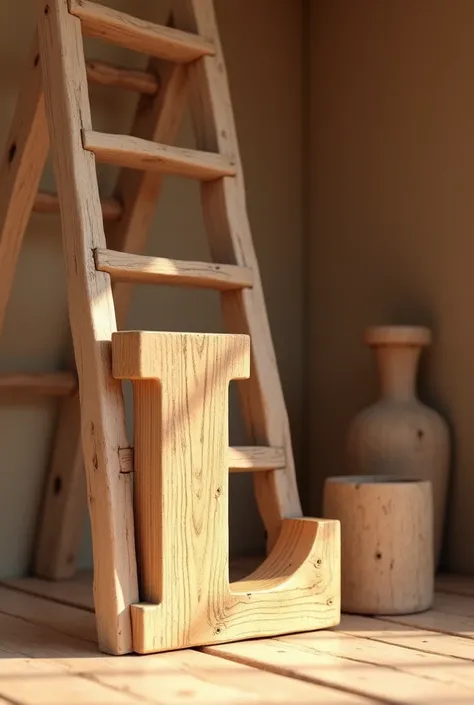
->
[[4, 570, 474, 704], [69, 0, 215, 63], [0, 36, 49, 334], [95, 247, 253, 291], [83, 130, 237, 180], [347, 326, 450, 565], [37, 0, 138, 654], [85, 58, 160, 94], [34, 55, 189, 582], [0, 372, 77, 397], [0, 584, 369, 705], [323, 476, 434, 614], [25, 0, 306, 657], [173, 0, 303, 549], [34, 190, 122, 220], [112, 331, 340, 653], [117, 445, 286, 474]]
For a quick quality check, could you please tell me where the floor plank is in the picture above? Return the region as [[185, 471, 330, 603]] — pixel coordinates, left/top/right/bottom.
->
[[7, 570, 474, 703], [380, 608, 474, 641], [337, 613, 474, 661], [0, 610, 376, 705], [435, 591, 474, 616], [207, 630, 474, 704], [2, 571, 94, 611], [0, 585, 97, 643], [436, 574, 474, 597]]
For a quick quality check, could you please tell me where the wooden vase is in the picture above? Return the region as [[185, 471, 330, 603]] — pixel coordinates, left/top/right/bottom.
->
[[347, 326, 450, 565], [323, 476, 434, 615]]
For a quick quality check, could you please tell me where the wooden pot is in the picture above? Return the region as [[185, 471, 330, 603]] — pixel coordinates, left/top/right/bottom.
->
[[323, 475, 434, 615]]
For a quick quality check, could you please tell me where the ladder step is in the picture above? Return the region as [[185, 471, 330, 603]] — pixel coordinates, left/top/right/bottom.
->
[[0, 372, 77, 397], [34, 191, 122, 221], [85, 59, 159, 95], [83, 131, 236, 181], [95, 249, 253, 292], [228, 446, 286, 472], [118, 446, 285, 474], [69, 0, 215, 64]]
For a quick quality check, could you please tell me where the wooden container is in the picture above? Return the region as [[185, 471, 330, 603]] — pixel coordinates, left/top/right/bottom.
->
[[323, 475, 433, 615], [346, 326, 450, 566]]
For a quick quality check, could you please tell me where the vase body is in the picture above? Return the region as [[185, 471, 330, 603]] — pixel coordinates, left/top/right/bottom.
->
[[347, 326, 450, 566]]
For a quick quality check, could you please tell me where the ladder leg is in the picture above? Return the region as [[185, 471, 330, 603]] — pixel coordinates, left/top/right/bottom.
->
[[34, 59, 188, 580], [36, 0, 137, 654], [173, 0, 302, 548], [0, 35, 49, 332]]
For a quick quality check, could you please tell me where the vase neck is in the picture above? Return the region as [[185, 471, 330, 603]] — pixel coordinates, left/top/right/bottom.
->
[[375, 345, 421, 402]]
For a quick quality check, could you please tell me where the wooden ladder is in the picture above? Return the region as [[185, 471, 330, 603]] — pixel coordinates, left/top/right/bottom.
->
[[0, 0, 322, 655]]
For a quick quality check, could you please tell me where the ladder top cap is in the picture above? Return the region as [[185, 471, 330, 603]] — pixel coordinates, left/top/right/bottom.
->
[[364, 325, 432, 348], [112, 331, 251, 381], [112, 330, 251, 343]]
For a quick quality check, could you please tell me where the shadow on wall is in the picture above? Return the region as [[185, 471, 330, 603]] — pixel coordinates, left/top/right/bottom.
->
[[309, 0, 474, 573]]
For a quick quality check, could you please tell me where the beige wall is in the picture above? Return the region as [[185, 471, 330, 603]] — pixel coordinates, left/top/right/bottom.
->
[[308, 0, 474, 572], [0, 0, 304, 576]]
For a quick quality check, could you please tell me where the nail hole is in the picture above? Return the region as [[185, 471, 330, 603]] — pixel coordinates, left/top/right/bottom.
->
[[316, 558, 322, 566], [44, 4, 50, 14], [53, 476, 62, 495], [417, 429, 424, 439], [375, 552, 382, 560], [8, 143, 17, 163], [34, 54, 40, 67]]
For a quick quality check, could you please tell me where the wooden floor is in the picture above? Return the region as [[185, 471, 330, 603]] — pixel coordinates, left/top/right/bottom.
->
[[1, 569, 474, 704]]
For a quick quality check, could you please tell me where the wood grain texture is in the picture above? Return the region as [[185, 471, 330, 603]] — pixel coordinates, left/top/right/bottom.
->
[[68, 0, 215, 63], [380, 598, 474, 639], [36, 0, 137, 654], [228, 446, 285, 472], [0, 600, 361, 705], [347, 327, 450, 565], [337, 611, 474, 663], [3, 571, 95, 611], [207, 630, 474, 705], [34, 190, 122, 220], [117, 445, 285, 474], [112, 331, 340, 654], [34, 56, 188, 582], [7, 571, 474, 703], [85, 58, 159, 94], [0, 585, 96, 643], [323, 477, 434, 614], [0, 35, 49, 333], [34, 57, 188, 582], [173, 0, 302, 548], [0, 372, 77, 397], [83, 130, 237, 180], [95, 248, 253, 291]]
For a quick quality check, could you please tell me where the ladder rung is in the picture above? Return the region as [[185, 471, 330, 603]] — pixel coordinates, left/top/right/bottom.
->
[[228, 447, 286, 472], [0, 372, 77, 397], [82, 131, 236, 181], [118, 446, 285, 474], [85, 59, 159, 95], [34, 191, 122, 221], [68, 0, 215, 64], [95, 249, 253, 292]]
